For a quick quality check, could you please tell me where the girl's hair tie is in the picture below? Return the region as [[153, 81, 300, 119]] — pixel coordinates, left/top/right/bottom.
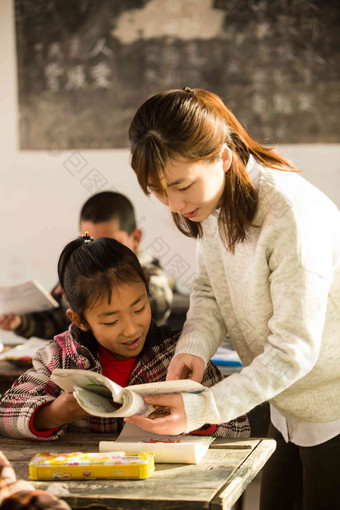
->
[[82, 231, 94, 244], [183, 86, 194, 94]]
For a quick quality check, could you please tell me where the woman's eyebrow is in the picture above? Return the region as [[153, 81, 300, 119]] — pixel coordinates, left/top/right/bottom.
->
[[167, 178, 187, 188], [148, 178, 187, 189]]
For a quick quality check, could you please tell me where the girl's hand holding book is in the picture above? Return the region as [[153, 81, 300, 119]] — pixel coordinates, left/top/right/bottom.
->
[[34, 392, 88, 431]]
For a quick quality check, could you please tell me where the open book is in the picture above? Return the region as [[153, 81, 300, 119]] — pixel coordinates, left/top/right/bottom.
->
[[0, 280, 59, 315], [51, 369, 204, 418], [0, 338, 47, 361], [100, 422, 214, 464]]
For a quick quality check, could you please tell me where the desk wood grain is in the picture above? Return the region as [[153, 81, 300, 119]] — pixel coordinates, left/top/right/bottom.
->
[[0, 434, 275, 509]]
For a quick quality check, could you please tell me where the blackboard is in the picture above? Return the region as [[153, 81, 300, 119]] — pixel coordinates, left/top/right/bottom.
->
[[15, 0, 340, 149]]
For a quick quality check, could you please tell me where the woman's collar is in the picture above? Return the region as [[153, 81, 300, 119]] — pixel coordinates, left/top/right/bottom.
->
[[246, 154, 261, 189]]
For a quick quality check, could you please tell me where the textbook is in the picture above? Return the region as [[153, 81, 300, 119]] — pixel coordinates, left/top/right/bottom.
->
[[51, 368, 204, 418], [0, 338, 47, 361], [0, 280, 59, 315], [100, 422, 214, 464]]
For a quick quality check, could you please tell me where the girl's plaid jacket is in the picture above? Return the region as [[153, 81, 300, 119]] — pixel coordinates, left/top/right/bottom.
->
[[0, 323, 250, 441]]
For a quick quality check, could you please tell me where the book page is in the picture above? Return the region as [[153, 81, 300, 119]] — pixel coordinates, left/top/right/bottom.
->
[[51, 369, 152, 417], [74, 386, 150, 418], [51, 371, 205, 419], [123, 379, 204, 397], [100, 422, 213, 464], [51, 369, 123, 400], [0, 280, 59, 315], [117, 422, 213, 445]]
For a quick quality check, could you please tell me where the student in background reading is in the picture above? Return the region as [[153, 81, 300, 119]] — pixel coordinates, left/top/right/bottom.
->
[[0, 234, 250, 441], [0, 191, 173, 338], [126, 88, 340, 510]]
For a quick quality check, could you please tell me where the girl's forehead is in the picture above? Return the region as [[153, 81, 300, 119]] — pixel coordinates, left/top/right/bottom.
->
[[91, 281, 147, 307]]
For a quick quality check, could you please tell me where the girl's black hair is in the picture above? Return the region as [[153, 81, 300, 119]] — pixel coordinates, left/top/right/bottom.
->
[[58, 236, 149, 320]]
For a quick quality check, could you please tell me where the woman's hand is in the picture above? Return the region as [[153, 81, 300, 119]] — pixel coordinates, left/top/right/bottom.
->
[[125, 393, 187, 435], [33, 392, 88, 431], [0, 314, 21, 331], [166, 353, 205, 382]]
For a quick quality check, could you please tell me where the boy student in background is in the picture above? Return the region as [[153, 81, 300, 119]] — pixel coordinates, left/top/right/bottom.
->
[[0, 234, 250, 441], [0, 191, 173, 338], [126, 88, 340, 510]]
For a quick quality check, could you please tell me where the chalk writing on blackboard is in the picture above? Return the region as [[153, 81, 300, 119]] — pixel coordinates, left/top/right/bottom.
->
[[15, 0, 340, 149]]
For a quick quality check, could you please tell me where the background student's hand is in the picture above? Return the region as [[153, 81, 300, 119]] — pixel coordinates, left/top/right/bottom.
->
[[33, 392, 88, 431], [166, 353, 205, 383], [125, 393, 187, 435], [0, 313, 22, 331]]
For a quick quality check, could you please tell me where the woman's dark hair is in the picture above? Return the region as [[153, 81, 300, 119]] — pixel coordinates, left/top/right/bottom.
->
[[58, 236, 149, 320], [129, 88, 296, 252]]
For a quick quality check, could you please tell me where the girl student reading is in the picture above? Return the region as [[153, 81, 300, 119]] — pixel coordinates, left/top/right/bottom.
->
[[126, 88, 340, 510], [0, 191, 173, 339], [0, 233, 250, 441]]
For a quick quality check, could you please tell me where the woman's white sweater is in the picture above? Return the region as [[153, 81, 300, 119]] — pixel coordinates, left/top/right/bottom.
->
[[176, 158, 340, 432]]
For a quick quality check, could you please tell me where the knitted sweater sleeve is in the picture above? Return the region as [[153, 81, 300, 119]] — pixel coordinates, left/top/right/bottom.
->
[[182, 265, 332, 431], [176, 201, 338, 431]]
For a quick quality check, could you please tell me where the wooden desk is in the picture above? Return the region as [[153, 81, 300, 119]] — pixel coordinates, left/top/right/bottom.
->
[[1, 433, 276, 509]]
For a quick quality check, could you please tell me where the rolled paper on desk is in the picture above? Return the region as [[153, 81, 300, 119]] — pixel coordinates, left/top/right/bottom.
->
[[100, 422, 214, 464], [100, 438, 214, 464]]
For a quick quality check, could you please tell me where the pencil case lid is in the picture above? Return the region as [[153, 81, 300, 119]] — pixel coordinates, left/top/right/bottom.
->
[[28, 451, 154, 480]]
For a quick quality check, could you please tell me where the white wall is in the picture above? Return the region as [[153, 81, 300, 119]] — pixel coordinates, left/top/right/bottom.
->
[[0, 0, 198, 295], [1, 0, 340, 297]]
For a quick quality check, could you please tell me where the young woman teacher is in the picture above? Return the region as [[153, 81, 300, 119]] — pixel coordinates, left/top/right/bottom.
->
[[126, 87, 340, 509]]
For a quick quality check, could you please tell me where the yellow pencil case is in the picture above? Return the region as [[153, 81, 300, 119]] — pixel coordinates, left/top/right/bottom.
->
[[28, 451, 154, 480]]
